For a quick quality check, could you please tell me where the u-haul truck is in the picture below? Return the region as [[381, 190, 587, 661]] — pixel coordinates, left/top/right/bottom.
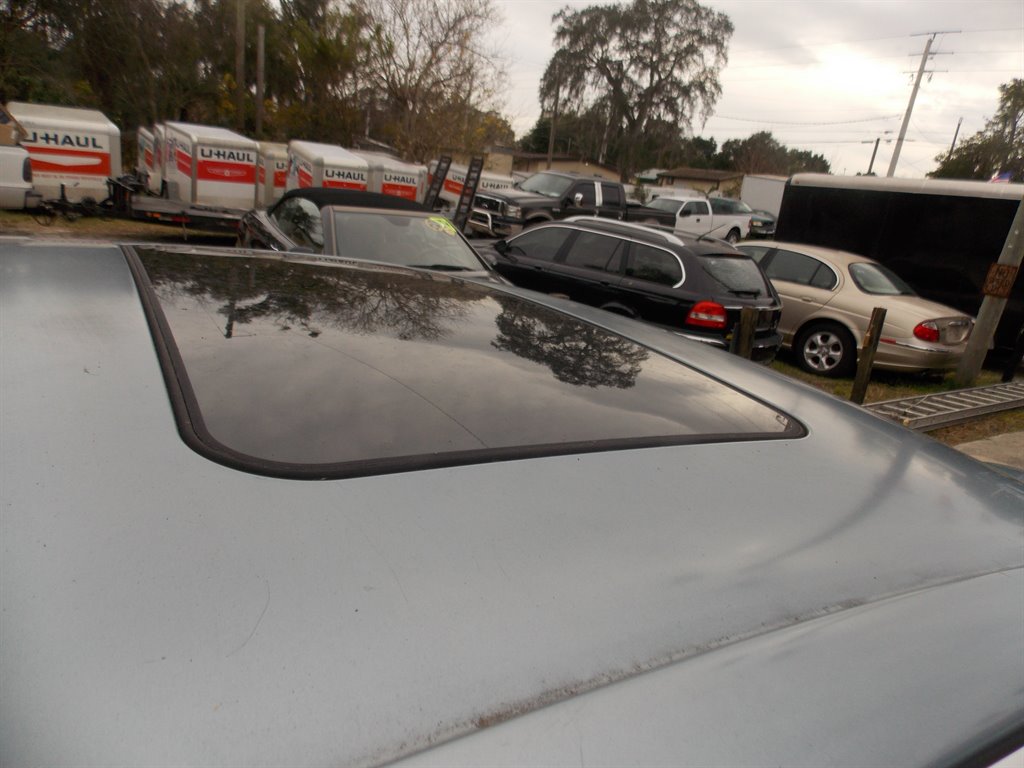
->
[[352, 150, 426, 202], [164, 122, 257, 209], [287, 141, 369, 192], [256, 141, 289, 207], [428, 160, 515, 207], [7, 101, 121, 203]]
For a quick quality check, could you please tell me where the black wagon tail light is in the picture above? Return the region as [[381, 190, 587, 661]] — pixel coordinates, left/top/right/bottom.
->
[[686, 301, 728, 330]]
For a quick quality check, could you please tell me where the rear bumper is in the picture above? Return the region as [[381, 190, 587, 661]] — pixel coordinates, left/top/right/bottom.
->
[[674, 329, 782, 365], [874, 339, 966, 372]]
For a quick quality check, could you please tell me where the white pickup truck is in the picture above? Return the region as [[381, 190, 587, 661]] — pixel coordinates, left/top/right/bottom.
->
[[632, 193, 752, 243], [0, 145, 35, 210]]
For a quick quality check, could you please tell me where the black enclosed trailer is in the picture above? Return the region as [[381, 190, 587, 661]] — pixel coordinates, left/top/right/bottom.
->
[[775, 173, 1024, 355]]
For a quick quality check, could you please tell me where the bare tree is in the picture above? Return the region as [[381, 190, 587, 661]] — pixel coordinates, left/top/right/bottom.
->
[[364, 0, 506, 160]]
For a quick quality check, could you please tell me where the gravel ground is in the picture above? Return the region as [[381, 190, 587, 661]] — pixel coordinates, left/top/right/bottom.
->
[[0, 210, 238, 245]]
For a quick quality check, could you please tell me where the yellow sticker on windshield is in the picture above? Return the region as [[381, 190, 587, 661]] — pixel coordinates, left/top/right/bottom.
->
[[425, 216, 458, 236]]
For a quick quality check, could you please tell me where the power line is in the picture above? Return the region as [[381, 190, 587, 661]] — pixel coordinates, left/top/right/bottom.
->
[[714, 114, 902, 126], [731, 27, 1023, 55]]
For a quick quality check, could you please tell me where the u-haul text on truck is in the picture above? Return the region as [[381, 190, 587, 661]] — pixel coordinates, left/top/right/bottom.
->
[[287, 141, 369, 192], [163, 122, 257, 209], [7, 102, 121, 203], [353, 150, 426, 202]]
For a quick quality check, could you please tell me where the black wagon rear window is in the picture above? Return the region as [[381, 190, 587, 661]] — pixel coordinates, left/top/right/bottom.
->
[[130, 247, 801, 479], [699, 254, 772, 296]]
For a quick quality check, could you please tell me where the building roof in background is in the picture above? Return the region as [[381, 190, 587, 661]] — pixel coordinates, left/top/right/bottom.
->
[[658, 168, 744, 182]]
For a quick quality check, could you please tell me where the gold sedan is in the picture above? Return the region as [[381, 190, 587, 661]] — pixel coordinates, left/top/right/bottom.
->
[[738, 241, 974, 377]]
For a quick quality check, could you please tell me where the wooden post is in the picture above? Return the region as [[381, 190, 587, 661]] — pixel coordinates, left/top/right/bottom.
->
[[851, 307, 887, 405], [732, 306, 757, 360], [956, 197, 1024, 387]]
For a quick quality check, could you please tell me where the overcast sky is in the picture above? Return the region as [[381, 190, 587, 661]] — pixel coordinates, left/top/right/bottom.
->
[[488, 0, 1024, 178]]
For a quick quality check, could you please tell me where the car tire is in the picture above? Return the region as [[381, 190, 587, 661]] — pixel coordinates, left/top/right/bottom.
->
[[725, 229, 741, 244], [794, 322, 856, 378]]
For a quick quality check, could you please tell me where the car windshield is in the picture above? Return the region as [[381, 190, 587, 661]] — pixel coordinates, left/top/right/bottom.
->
[[699, 254, 771, 297], [643, 198, 684, 214], [848, 262, 915, 296], [734, 200, 754, 213], [518, 173, 574, 198], [329, 210, 486, 271]]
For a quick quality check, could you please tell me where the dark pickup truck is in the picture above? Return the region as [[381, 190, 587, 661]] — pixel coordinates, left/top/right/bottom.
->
[[467, 170, 752, 243], [467, 170, 632, 238]]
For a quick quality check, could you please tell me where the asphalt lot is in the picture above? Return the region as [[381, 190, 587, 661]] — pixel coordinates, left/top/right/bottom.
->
[[956, 431, 1024, 473]]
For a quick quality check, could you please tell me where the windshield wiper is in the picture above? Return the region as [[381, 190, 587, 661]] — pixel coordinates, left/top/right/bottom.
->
[[727, 289, 762, 297]]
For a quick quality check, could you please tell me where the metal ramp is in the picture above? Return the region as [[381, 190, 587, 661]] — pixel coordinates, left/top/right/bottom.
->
[[865, 380, 1024, 431]]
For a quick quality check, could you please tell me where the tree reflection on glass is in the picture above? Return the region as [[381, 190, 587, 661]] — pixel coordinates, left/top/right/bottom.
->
[[138, 248, 483, 342], [491, 295, 648, 389]]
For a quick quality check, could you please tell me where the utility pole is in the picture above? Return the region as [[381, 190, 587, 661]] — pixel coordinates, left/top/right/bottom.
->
[[546, 64, 560, 170], [863, 131, 895, 174], [235, 0, 246, 132], [255, 24, 265, 139], [949, 117, 963, 155], [887, 31, 958, 177]]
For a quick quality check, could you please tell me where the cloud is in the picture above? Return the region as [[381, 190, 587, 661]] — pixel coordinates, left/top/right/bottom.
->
[[490, 0, 1023, 177]]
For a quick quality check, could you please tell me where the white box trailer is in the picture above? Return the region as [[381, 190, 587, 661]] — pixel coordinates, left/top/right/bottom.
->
[[136, 126, 165, 195], [256, 142, 289, 207], [352, 150, 426, 202], [7, 101, 121, 203], [287, 141, 369, 192], [154, 124, 167, 194], [429, 160, 515, 207], [164, 121, 257, 209], [740, 174, 788, 217]]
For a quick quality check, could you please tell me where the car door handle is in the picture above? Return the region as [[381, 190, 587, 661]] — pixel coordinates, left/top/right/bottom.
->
[[799, 296, 816, 302]]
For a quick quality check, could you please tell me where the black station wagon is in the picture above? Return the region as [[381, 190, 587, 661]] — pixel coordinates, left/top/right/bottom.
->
[[484, 218, 783, 362]]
